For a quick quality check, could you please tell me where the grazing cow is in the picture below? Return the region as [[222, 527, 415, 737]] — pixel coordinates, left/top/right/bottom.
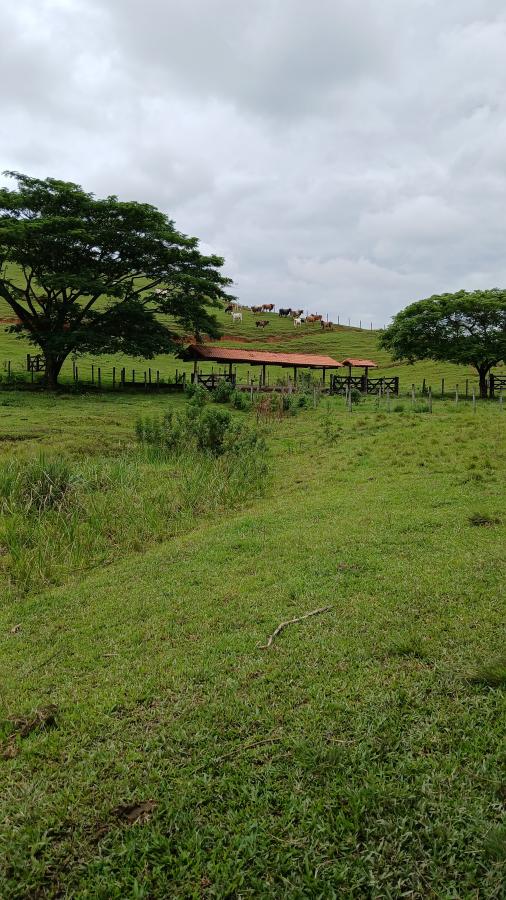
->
[[306, 314, 322, 324], [320, 320, 333, 330], [292, 309, 304, 318], [251, 305, 263, 314], [278, 308, 292, 317], [293, 316, 303, 327], [261, 303, 275, 312], [256, 319, 269, 328], [231, 311, 243, 323]]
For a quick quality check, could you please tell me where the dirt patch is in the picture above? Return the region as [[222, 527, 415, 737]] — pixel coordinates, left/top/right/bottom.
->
[[0, 317, 21, 325], [113, 800, 157, 825], [2, 705, 58, 758]]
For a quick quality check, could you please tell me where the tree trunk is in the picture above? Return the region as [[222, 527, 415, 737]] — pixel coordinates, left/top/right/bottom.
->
[[43, 353, 65, 389], [478, 365, 489, 400]]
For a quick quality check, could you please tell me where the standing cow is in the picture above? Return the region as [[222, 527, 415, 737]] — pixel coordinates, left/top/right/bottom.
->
[[231, 311, 243, 323]]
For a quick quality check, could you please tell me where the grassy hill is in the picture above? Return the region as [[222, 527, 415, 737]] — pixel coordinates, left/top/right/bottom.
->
[[0, 385, 505, 895], [1, 295, 504, 393]]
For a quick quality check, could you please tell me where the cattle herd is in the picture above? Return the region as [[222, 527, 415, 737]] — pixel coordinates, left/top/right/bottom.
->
[[225, 303, 334, 329]]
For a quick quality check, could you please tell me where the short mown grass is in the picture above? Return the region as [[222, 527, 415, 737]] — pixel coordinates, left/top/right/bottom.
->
[[0, 390, 504, 897]]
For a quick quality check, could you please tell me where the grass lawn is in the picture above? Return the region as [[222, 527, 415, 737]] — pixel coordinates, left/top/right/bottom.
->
[[0, 388, 505, 897]]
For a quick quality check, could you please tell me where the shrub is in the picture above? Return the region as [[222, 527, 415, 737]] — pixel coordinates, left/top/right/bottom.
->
[[320, 416, 343, 445], [349, 388, 362, 405], [212, 381, 235, 403], [184, 382, 208, 405], [192, 407, 232, 455], [393, 403, 405, 413], [137, 402, 264, 459], [281, 394, 298, 414], [231, 390, 251, 411]]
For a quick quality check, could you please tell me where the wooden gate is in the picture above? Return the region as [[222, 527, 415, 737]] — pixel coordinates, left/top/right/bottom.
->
[[329, 375, 399, 395], [490, 374, 506, 398]]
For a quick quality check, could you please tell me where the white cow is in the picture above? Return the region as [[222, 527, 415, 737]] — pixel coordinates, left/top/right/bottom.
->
[[231, 311, 243, 323], [293, 316, 303, 327]]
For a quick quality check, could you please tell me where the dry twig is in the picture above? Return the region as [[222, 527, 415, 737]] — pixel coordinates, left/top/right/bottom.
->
[[258, 606, 332, 649]]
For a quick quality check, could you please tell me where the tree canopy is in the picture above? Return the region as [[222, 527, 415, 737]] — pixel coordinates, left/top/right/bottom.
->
[[0, 172, 233, 386], [380, 290, 506, 397]]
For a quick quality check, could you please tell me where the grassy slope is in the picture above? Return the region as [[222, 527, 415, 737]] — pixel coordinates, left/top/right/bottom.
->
[[0, 393, 505, 897], [1, 295, 504, 392]]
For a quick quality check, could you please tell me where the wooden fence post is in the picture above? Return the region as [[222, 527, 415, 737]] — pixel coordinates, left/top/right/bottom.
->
[[112, 367, 116, 389], [465, 379, 469, 398], [455, 384, 459, 404], [386, 386, 391, 412], [411, 383, 415, 406]]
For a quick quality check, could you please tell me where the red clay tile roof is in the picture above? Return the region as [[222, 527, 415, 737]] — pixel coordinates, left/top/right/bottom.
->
[[341, 358, 378, 368], [184, 345, 343, 368]]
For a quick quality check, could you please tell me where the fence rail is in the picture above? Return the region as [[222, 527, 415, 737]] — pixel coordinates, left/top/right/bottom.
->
[[1, 358, 503, 401]]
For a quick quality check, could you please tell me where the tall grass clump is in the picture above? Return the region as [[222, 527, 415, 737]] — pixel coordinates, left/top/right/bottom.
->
[[0, 455, 81, 514]]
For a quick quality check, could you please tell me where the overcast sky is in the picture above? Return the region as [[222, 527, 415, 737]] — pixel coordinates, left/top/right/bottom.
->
[[2, 0, 506, 325]]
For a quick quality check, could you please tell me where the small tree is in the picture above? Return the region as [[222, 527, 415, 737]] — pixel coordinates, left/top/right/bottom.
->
[[0, 172, 232, 387], [380, 290, 506, 398]]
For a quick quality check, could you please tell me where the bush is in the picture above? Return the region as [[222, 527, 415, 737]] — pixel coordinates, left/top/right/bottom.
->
[[184, 382, 208, 405], [137, 402, 265, 459], [213, 381, 235, 403], [349, 388, 362, 405], [281, 394, 298, 414], [231, 390, 251, 411]]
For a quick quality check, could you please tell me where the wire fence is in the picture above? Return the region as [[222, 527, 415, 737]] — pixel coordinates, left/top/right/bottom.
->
[[1, 357, 504, 403]]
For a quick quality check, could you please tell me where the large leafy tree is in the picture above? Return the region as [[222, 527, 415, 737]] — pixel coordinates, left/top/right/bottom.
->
[[0, 172, 232, 387], [380, 290, 506, 398]]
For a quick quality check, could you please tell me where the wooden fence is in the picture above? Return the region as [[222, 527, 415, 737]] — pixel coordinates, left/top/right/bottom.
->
[[329, 375, 399, 396]]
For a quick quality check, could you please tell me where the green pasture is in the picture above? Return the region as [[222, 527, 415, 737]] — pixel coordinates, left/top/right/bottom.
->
[[1, 296, 504, 394], [0, 386, 505, 897]]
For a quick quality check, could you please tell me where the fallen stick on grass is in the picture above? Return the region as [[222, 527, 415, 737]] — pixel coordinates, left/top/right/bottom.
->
[[258, 606, 332, 649]]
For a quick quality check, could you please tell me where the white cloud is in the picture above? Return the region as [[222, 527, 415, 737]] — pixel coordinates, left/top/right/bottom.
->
[[2, 0, 506, 325]]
